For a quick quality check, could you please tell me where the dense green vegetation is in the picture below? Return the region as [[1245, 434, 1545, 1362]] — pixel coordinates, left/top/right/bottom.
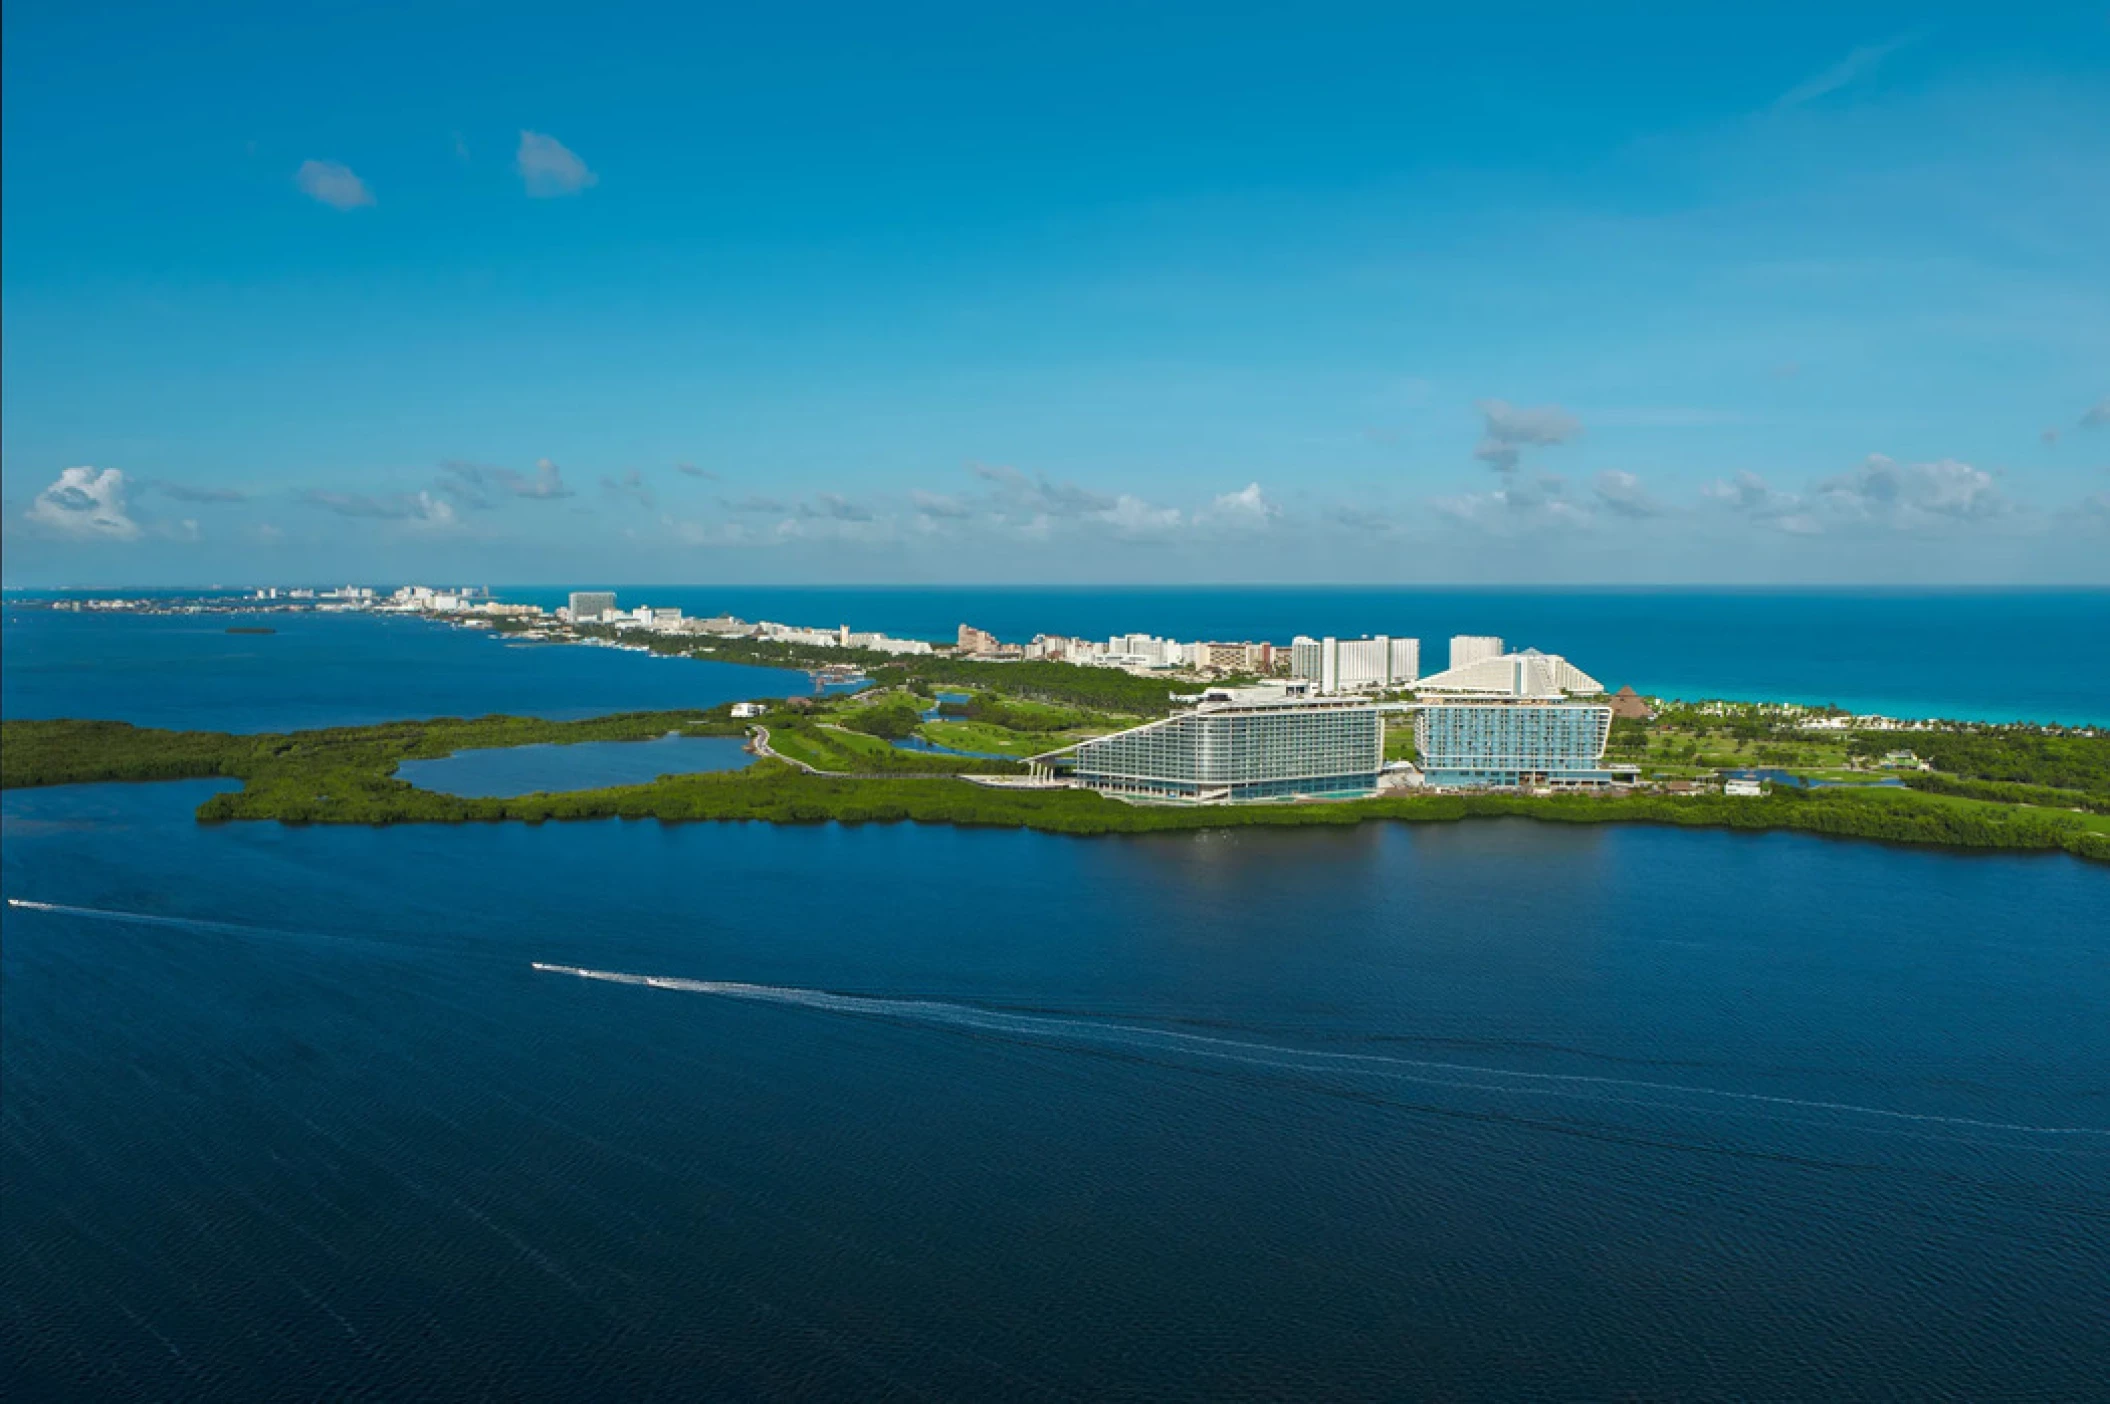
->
[[949, 695, 1100, 733], [1852, 730, 2110, 797], [894, 657, 1181, 716], [3, 715, 2103, 861], [1899, 772, 2110, 815], [836, 695, 926, 741]]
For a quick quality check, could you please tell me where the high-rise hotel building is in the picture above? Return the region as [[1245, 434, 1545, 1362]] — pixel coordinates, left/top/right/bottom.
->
[[567, 591, 616, 622], [1413, 646, 1630, 788], [1289, 635, 1419, 693], [1048, 684, 1383, 803]]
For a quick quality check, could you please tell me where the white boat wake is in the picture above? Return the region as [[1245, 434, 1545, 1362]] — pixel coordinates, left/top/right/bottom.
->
[[530, 963, 2109, 1143], [6, 896, 283, 938]]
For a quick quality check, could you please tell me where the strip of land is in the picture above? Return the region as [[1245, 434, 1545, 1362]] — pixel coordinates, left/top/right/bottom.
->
[[5, 697, 2104, 862]]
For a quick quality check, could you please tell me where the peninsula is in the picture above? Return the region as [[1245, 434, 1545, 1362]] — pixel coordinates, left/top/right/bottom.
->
[[5, 681, 2104, 863]]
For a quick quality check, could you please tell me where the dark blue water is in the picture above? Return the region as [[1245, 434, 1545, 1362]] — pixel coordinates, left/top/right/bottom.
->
[[489, 586, 2110, 725], [5, 609, 2108, 1398], [4, 781, 2105, 1400], [0, 609, 800, 732], [396, 735, 752, 798]]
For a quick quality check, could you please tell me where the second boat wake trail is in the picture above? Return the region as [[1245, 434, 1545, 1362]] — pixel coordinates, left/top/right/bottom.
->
[[530, 963, 2109, 1148]]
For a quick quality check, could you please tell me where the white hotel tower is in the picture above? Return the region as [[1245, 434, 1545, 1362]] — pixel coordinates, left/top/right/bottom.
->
[[1289, 635, 1419, 693], [1447, 634, 1505, 670]]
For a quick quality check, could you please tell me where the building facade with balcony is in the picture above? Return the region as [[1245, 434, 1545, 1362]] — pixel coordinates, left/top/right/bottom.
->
[[1414, 700, 1627, 788], [1048, 685, 1383, 803]]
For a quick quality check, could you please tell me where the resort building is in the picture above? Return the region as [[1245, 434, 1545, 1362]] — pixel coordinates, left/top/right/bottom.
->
[[1042, 682, 1383, 803], [1415, 700, 1625, 788], [1105, 633, 1185, 668], [1025, 634, 1103, 662], [567, 591, 616, 622], [1190, 640, 1278, 674], [1288, 635, 1420, 693], [1413, 649, 1629, 788], [1415, 646, 1604, 698], [1447, 635, 1505, 670]]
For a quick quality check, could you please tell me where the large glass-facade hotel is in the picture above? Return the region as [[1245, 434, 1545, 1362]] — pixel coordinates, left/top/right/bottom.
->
[[1059, 692, 1383, 802], [1415, 700, 1624, 787]]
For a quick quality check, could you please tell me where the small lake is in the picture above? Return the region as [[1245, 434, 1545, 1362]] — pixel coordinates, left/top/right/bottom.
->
[[396, 734, 751, 798], [896, 691, 1018, 759]]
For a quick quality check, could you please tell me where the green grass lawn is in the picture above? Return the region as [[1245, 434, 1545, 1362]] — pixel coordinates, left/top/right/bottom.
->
[[755, 726, 843, 770], [914, 718, 1113, 756], [917, 719, 1053, 757]]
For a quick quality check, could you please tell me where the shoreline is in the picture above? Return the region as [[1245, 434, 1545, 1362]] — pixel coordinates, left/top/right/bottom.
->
[[4, 715, 2104, 864]]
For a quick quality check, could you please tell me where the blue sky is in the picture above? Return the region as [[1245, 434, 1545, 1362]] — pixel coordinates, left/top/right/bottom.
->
[[4, 1, 2107, 585]]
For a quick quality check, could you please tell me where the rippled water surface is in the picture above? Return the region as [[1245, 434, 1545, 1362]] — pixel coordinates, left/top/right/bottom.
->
[[4, 778, 2106, 1400]]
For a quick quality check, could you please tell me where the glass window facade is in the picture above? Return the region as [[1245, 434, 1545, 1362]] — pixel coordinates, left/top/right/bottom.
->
[[1415, 702, 1617, 787], [1070, 703, 1382, 802]]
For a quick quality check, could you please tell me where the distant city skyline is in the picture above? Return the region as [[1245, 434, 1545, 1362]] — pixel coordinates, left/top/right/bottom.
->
[[4, 2, 2107, 586]]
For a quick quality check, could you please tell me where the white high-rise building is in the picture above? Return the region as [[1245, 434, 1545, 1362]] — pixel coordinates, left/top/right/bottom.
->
[[1107, 634, 1182, 667], [1289, 635, 1420, 693], [1449, 635, 1504, 671], [569, 590, 616, 621]]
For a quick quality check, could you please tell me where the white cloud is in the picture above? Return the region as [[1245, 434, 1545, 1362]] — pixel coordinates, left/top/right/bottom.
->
[[971, 463, 1114, 518], [1702, 469, 1815, 531], [799, 492, 873, 522], [517, 131, 597, 197], [1473, 399, 1581, 472], [1204, 481, 1281, 528], [911, 489, 973, 519], [26, 466, 142, 540], [1706, 457, 2016, 535], [1592, 469, 1664, 519], [294, 159, 374, 210], [1099, 494, 1182, 536], [299, 488, 457, 529], [441, 458, 574, 504], [1816, 454, 2012, 524], [1433, 475, 1592, 532]]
